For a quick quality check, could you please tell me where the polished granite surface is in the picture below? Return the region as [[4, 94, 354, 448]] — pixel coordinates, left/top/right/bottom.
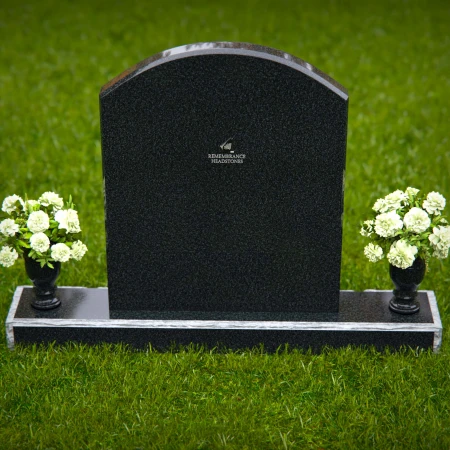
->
[[14, 288, 433, 324], [15, 287, 109, 319]]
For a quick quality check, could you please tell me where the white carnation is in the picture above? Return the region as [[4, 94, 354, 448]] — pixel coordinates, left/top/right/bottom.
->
[[364, 243, 384, 262], [2, 195, 24, 214], [29, 232, 50, 253], [51, 243, 71, 262], [382, 190, 408, 212], [38, 191, 64, 210], [54, 209, 81, 233], [71, 240, 88, 261], [27, 211, 50, 233], [429, 226, 450, 253], [0, 218, 19, 236], [387, 240, 418, 269], [403, 207, 431, 234], [423, 192, 446, 215], [374, 211, 403, 237], [372, 198, 386, 212], [372, 190, 408, 213], [405, 187, 420, 197], [0, 245, 18, 267]]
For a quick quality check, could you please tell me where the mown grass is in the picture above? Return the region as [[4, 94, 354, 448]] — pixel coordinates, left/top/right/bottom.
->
[[0, 0, 449, 448], [1, 344, 450, 449]]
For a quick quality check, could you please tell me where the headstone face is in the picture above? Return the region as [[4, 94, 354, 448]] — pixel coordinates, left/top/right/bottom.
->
[[100, 42, 348, 315]]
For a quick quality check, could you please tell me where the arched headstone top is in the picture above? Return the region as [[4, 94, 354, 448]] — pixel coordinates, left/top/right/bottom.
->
[[100, 42, 348, 100]]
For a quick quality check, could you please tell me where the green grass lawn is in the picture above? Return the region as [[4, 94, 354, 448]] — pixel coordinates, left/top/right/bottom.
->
[[1, 0, 450, 448]]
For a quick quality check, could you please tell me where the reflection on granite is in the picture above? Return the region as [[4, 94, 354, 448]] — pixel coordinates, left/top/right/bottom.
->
[[14, 287, 109, 319], [110, 291, 433, 323], [14, 288, 432, 324], [100, 42, 347, 98]]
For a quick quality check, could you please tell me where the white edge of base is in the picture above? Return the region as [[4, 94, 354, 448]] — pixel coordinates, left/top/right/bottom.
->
[[5, 286, 24, 350], [427, 290, 443, 353]]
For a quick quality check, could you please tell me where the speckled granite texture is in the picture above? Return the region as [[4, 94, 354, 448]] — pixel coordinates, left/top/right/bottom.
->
[[7, 288, 441, 352], [100, 42, 348, 314]]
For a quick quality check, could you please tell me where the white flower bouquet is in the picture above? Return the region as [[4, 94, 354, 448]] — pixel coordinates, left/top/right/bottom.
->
[[361, 187, 449, 269], [0, 192, 87, 268]]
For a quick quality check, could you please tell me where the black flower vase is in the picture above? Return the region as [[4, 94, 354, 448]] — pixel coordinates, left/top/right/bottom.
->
[[24, 255, 61, 310], [389, 257, 426, 315]]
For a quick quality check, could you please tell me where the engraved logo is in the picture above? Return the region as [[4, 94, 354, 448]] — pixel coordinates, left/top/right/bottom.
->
[[208, 138, 246, 164], [220, 139, 233, 153]]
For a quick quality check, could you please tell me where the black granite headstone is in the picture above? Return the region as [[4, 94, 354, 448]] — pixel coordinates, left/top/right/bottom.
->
[[100, 42, 348, 315]]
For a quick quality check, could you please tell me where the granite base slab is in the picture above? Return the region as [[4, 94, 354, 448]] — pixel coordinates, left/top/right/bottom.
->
[[6, 287, 442, 352]]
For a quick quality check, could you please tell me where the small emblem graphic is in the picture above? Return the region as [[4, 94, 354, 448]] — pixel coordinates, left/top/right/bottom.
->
[[220, 138, 234, 153]]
